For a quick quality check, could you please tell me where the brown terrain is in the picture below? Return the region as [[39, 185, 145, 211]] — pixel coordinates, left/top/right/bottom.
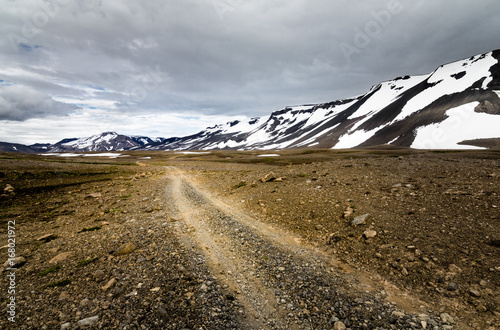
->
[[0, 148, 499, 329]]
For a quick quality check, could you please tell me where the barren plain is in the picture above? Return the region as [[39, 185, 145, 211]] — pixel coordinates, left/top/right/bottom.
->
[[0, 148, 499, 329]]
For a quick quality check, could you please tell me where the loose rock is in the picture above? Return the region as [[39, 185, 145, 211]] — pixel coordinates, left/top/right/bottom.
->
[[469, 288, 481, 297], [77, 315, 99, 327], [3, 256, 26, 269], [352, 213, 370, 226], [94, 269, 106, 282], [363, 229, 377, 239], [101, 278, 117, 291], [343, 207, 354, 219], [37, 233, 57, 242], [333, 321, 347, 329], [115, 243, 137, 256], [49, 252, 74, 264]]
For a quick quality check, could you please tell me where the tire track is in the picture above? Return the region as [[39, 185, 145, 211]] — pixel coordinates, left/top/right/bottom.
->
[[164, 166, 433, 329]]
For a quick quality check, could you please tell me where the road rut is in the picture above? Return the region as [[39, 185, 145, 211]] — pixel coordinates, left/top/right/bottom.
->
[[165, 166, 430, 329]]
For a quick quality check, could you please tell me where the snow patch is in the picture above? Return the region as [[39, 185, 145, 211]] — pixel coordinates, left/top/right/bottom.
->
[[333, 129, 378, 149], [257, 154, 280, 157], [42, 152, 126, 158], [83, 153, 127, 158], [412, 102, 500, 149], [175, 151, 211, 155]]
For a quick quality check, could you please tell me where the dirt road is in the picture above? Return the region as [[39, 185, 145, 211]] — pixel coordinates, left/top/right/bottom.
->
[[164, 166, 442, 329]]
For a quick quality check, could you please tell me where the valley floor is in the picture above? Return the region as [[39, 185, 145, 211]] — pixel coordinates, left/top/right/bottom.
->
[[0, 149, 498, 329]]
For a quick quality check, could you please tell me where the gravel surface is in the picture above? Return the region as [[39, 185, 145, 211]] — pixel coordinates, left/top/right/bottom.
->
[[0, 150, 499, 329]]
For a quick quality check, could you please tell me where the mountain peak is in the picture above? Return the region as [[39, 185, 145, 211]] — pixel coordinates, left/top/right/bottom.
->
[[144, 49, 500, 151], [2, 49, 500, 153]]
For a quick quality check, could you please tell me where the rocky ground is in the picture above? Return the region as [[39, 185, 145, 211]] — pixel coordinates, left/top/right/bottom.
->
[[0, 149, 499, 329]]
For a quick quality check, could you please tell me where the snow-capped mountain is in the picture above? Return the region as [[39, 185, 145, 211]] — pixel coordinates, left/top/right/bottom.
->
[[1, 49, 499, 153], [43, 132, 166, 152], [0, 141, 38, 153], [144, 49, 499, 150]]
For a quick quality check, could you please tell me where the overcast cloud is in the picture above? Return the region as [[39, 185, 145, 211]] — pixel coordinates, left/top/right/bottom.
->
[[0, 0, 499, 144]]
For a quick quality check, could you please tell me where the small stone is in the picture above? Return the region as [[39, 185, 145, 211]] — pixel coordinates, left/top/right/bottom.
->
[[260, 172, 277, 183], [448, 264, 462, 273], [94, 269, 106, 282], [421, 320, 428, 329], [447, 282, 458, 291], [476, 304, 487, 313], [125, 290, 138, 297], [80, 298, 89, 307], [333, 321, 346, 330], [150, 287, 161, 292], [47, 247, 59, 254], [3, 256, 26, 269], [200, 283, 208, 292], [36, 233, 57, 242], [469, 288, 481, 297], [440, 313, 454, 324], [115, 243, 136, 256], [315, 225, 323, 231], [401, 267, 409, 276], [391, 311, 405, 318], [101, 278, 117, 291], [343, 207, 354, 219], [330, 316, 339, 323], [112, 287, 125, 298], [363, 229, 377, 239], [60, 322, 71, 329], [59, 291, 70, 301], [4, 184, 14, 193], [352, 213, 370, 226], [479, 280, 487, 287], [77, 315, 99, 327], [49, 251, 74, 264]]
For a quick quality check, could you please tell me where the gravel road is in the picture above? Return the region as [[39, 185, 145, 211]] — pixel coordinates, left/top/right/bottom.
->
[[163, 166, 450, 329]]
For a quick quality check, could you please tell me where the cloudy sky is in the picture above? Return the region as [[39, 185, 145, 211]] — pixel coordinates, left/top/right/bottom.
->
[[0, 0, 498, 144]]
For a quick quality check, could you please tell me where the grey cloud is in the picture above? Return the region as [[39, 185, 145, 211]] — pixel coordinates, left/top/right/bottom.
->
[[0, 84, 78, 121], [0, 0, 499, 134]]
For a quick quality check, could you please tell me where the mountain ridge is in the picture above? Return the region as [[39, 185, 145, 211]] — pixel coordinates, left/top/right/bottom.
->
[[2, 49, 500, 153]]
